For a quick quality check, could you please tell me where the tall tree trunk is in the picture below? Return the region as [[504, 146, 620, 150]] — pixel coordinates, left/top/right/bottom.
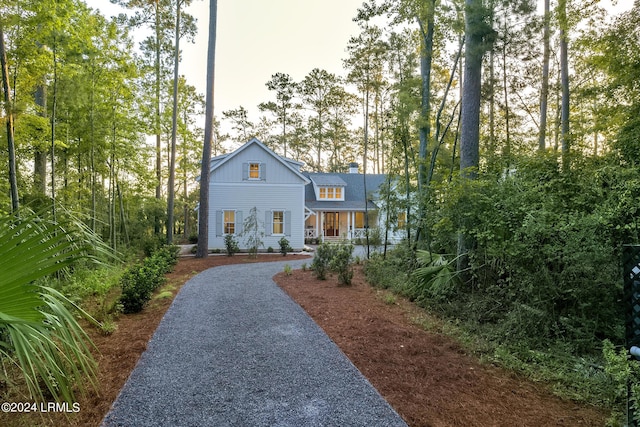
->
[[460, 0, 483, 177], [90, 71, 97, 231], [416, 2, 435, 245], [167, 0, 181, 244], [50, 39, 58, 223], [538, 0, 550, 151], [154, 0, 162, 234], [110, 116, 117, 251], [501, 31, 510, 162], [458, 0, 487, 272], [0, 23, 18, 212], [559, 0, 570, 169], [196, 0, 218, 258], [363, 86, 370, 259], [182, 108, 190, 239], [34, 85, 47, 194], [487, 4, 495, 158]]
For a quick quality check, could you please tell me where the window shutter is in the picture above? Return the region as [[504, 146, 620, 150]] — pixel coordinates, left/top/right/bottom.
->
[[260, 163, 266, 181], [215, 210, 222, 237], [285, 211, 291, 236], [265, 211, 272, 236], [235, 210, 243, 235], [242, 163, 248, 180]]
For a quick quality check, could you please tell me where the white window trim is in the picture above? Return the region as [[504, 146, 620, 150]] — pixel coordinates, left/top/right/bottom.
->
[[223, 209, 236, 235], [272, 210, 285, 236], [317, 186, 345, 201], [248, 162, 261, 180]]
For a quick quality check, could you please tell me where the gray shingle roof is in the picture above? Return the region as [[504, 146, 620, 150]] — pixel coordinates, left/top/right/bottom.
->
[[304, 172, 388, 211], [309, 175, 347, 186]]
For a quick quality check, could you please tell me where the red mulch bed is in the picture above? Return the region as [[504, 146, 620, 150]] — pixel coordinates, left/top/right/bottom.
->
[[275, 266, 608, 426], [1, 255, 608, 426]]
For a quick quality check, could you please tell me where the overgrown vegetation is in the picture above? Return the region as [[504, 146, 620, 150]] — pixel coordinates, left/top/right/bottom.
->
[[364, 154, 639, 421], [119, 246, 179, 314]]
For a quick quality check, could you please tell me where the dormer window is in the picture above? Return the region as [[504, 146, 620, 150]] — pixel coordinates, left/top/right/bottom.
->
[[318, 186, 344, 201]]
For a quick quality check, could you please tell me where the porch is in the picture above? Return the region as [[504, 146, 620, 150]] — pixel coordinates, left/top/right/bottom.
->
[[304, 210, 377, 242]]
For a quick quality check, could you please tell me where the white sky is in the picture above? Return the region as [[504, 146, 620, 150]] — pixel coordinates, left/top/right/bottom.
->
[[88, 0, 632, 128], [88, 0, 366, 124]]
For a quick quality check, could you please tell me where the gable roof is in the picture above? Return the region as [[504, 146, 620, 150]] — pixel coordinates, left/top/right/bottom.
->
[[304, 172, 388, 211], [209, 138, 310, 184]]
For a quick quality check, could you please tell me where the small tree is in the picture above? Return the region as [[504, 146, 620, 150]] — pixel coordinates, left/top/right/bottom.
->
[[278, 236, 293, 256], [241, 206, 264, 258], [330, 244, 354, 286], [224, 234, 239, 256], [311, 243, 336, 280]]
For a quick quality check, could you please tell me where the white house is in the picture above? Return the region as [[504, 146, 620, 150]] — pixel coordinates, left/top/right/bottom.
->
[[202, 138, 405, 251], [204, 138, 310, 251], [304, 166, 396, 242]]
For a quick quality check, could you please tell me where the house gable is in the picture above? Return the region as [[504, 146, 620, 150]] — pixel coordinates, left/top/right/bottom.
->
[[209, 138, 309, 185], [205, 138, 309, 251]]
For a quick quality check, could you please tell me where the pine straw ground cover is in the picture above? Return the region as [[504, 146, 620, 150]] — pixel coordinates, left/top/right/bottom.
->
[[1, 255, 607, 426]]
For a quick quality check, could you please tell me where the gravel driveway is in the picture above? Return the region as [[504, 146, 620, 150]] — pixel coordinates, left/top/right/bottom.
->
[[101, 259, 407, 426]]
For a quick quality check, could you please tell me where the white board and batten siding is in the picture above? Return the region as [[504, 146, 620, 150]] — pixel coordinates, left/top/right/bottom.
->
[[207, 138, 309, 251]]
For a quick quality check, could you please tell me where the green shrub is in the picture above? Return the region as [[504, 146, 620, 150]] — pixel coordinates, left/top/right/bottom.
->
[[283, 264, 292, 276], [329, 244, 354, 285], [310, 243, 354, 285], [119, 244, 178, 313], [119, 267, 155, 314], [311, 243, 336, 280], [224, 234, 239, 256], [362, 242, 414, 293], [267, 246, 274, 253], [188, 233, 198, 244], [367, 227, 383, 251], [602, 340, 640, 425], [279, 237, 293, 256]]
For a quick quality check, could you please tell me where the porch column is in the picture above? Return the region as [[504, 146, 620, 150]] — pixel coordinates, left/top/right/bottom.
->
[[347, 211, 351, 239]]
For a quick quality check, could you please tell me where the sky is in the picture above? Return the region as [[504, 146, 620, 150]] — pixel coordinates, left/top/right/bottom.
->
[[88, 0, 632, 129], [89, 0, 366, 125]]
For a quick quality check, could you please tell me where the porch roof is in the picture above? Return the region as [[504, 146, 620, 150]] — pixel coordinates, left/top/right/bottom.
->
[[305, 200, 378, 212]]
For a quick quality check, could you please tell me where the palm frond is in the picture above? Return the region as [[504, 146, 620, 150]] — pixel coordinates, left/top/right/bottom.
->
[[0, 209, 102, 402]]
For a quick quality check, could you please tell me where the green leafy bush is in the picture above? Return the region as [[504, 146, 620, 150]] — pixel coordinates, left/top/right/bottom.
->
[[311, 243, 336, 280], [224, 234, 239, 256], [329, 244, 354, 285], [119, 245, 179, 314], [311, 243, 354, 285], [363, 241, 414, 293], [279, 237, 293, 256]]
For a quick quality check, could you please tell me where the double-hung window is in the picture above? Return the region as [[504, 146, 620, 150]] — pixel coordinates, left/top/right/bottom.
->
[[243, 162, 265, 180], [272, 211, 284, 235], [266, 210, 290, 236], [249, 163, 260, 179], [223, 210, 235, 235]]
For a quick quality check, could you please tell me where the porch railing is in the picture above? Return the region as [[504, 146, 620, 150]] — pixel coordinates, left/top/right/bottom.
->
[[305, 228, 368, 240]]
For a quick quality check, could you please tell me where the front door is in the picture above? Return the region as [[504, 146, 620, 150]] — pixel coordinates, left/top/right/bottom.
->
[[324, 212, 339, 237]]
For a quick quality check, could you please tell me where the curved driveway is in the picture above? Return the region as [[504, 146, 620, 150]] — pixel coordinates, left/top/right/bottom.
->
[[102, 259, 407, 426]]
